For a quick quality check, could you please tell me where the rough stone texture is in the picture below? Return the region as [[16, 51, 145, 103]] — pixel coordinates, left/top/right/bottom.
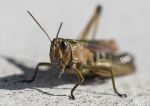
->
[[0, 57, 150, 106], [0, 0, 150, 106]]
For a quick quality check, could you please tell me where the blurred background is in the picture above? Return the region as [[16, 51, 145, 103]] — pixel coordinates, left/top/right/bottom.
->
[[0, 0, 150, 74]]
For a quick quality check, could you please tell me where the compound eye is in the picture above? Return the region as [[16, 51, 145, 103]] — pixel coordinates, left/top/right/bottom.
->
[[61, 41, 68, 50]]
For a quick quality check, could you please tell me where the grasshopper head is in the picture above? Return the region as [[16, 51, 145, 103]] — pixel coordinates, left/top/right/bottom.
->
[[50, 38, 71, 71], [26, 11, 69, 76], [50, 23, 71, 72]]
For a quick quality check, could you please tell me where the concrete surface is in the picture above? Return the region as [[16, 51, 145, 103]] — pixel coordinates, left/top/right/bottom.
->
[[0, 57, 150, 106], [0, 0, 150, 106]]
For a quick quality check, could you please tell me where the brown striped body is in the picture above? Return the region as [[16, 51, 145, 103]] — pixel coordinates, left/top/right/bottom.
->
[[62, 39, 135, 78]]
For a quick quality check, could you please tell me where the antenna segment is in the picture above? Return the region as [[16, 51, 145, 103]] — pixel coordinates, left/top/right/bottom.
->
[[27, 11, 52, 42]]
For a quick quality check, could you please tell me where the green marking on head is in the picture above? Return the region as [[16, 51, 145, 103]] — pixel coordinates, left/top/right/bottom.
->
[[61, 39, 78, 45]]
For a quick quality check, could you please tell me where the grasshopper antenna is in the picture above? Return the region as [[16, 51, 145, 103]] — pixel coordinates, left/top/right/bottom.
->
[[27, 10, 52, 42], [56, 22, 63, 42]]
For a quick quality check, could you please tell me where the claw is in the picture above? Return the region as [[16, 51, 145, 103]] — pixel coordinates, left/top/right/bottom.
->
[[120, 94, 127, 98], [117, 93, 127, 98], [69, 95, 76, 100]]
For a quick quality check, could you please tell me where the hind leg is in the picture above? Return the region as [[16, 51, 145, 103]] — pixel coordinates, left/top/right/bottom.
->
[[79, 6, 102, 40]]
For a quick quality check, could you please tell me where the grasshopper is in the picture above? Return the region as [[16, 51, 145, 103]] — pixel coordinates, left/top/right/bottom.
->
[[21, 6, 135, 100]]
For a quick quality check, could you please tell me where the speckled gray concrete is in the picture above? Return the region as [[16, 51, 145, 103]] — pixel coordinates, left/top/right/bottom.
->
[[0, 57, 150, 106], [0, 0, 150, 106]]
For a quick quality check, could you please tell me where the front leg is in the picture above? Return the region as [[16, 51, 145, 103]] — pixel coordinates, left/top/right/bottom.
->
[[70, 63, 84, 100], [21, 62, 50, 83]]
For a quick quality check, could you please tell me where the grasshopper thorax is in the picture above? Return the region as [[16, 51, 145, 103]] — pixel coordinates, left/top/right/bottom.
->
[[50, 38, 72, 71]]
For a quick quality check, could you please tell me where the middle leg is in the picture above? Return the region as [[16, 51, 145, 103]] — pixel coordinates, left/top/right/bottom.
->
[[21, 62, 50, 83], [91, 66, 127, 97]]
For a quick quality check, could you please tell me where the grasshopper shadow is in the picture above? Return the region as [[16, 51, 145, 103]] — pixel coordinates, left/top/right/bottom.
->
[[0, 56, 110, 96]]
